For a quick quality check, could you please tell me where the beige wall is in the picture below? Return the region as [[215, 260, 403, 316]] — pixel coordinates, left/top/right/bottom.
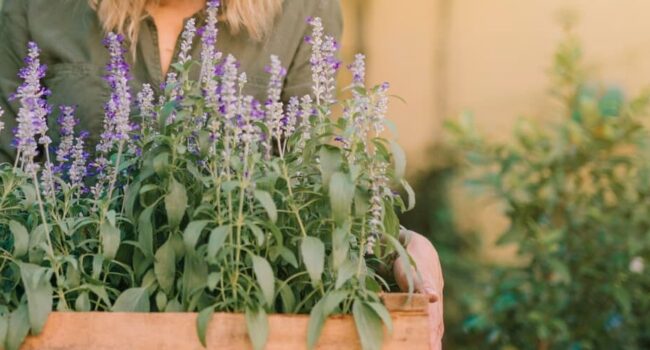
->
[[341, 0, 650, 260]]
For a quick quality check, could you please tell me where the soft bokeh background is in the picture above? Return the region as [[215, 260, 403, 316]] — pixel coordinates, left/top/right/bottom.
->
[[339, 0, 650, 348]]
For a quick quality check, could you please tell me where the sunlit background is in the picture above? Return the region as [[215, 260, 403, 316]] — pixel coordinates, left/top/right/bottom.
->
[[340, 0, 650, 348]]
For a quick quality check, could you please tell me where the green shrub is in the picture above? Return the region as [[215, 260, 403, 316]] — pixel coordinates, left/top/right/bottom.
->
[[449, 23, 650, 349]]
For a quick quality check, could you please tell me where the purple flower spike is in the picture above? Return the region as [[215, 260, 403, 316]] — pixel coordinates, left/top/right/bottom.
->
[[178, 18, 197, 65], [97, 32, 132, 155], [56, 105, 78, 163], [349, 53, 366, 89], [12, 41, 51, 174], [307, 17, 340, 107], [200, 0, 223, 85]]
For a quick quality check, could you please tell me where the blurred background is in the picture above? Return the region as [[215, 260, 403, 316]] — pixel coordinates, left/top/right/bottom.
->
[[338, 0, 650, 348]]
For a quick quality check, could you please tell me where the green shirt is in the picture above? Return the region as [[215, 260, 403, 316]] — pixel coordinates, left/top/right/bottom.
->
[[0, 0, 342, 163]]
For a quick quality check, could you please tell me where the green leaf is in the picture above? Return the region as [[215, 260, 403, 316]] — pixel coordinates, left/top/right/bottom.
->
[[252, 255, 275, 307], [87, 284, 111, 308], [385, 234, 414, 293], [390, 140, 407, 181], [197, 307, 214, 347], [332, 226, 350, 270], [245, 307, 269, 350], [401, 179, 416, 211], [154, 240, 176, 294], [6, 303, 30, 350], [165, 177, 188, 229], [182, 252, 208, 304], [112, 288, 150, 312], [75, 292, 91, 312], [248, 223, 265, 247], [207, 226, 229, 259], [319, 146, 343, 188], [18, 262, 53, 334], [254, 190, 277, 223], [301, 237, 325, 286], [153, 152, 170, 176], [19, 183, 36, 207], [329, 172, 355, 224], [100, 221, 121, 260], [279, 285, 296, 313], [138, 205, 155, 258], [307, 291, 349, 349], [366, 302, 393, 334], [353, 300, 384, 350], [9, 220, 29, 257], [335, 259, 357, 289], [183, 220, 210, 251]]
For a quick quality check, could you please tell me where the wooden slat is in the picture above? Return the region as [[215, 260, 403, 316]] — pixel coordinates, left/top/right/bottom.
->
[[21, 294, 433, 350]]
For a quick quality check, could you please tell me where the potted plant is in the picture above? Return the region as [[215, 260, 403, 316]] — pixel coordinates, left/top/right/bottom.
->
[[0, 2, 432, 349]]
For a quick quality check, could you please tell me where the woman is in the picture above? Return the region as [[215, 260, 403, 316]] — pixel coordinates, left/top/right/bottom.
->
[[0, 0, 444, 347]]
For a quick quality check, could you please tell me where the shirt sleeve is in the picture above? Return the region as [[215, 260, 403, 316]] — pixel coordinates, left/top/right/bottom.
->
[[281, 0, 343, 102], [0, 0, 30, 164]]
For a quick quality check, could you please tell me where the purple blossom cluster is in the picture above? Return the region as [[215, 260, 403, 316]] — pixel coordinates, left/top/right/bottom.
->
[[11, 42, 52, 174], [306, 17, 341, 108], [178, 18, 197, 64], [97, 33, 132, 155]]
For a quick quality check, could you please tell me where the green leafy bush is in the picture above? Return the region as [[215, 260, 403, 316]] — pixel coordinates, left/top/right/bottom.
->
[[449, 24, 650, 349], [0, 4, 414, 350]]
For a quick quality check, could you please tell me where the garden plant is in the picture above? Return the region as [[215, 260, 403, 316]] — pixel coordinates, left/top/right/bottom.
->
[[449, 21, 650, 349], [0, 2, 417, 349]]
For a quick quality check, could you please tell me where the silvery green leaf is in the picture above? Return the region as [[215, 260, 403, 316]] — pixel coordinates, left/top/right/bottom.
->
[[401, 179, 416, 211], [319, 146, 342, 188], [165, 177, 188, 229], [112, 288, 150, 312], [207, 226, 229, 259], [75, 292, 91, 312], [390, 140, 407, 181], [6, 303, 30, 350], [100, 221, 121, 260], [254, 190, 277, 223], [245, 307, 269, 350], [301, 237, 325, 286], [183, 220, 210, 251], [353, 300, 384, 350], [18, 262, 52, 334], [154, 240, 176, 294], [252, 255, 275, 307], [197, 307, 214, 347], [138, 205, 155, 258], [329, 172, 355, 225], [335, 259, 357, 289], [9, 220, 28, 257]]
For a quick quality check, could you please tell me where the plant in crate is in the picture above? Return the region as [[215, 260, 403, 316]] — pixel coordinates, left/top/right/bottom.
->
[[0, 2, 416, 349], [448, 22, 650, 349]]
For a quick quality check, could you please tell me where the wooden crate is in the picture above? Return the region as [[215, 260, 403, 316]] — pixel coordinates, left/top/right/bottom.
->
[[20, 293, 432, 350]]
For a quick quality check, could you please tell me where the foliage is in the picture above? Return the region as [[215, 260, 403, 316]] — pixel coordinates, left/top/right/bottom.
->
[[0, 5, 414, 350], [397, 146, 487, 349], [448, 24, 650, 349]]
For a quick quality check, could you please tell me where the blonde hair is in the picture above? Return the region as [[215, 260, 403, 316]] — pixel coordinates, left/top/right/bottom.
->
[[89, 0, 283, 47]]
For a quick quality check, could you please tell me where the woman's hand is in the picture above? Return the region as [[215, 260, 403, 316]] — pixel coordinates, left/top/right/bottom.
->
[[393, 230, 445, 349]]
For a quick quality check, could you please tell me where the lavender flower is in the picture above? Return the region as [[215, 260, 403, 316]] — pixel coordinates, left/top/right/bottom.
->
[[11, 42, 51, 174], [371, 82, 390, 135], [307, 17, 340, 107], [366, 161, 389, 254], [137, 84, 157, 134], [178, 18, 197, 65], [349, 53, 366, 89], [200, 0, 222, 85], [283, 96, 300, 138], [220, 55, 239, 122], [96, 33, 132, 155], [93, 33, 132, 199], [266, 55, 287, 141], [56, 106, 78, 163]]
